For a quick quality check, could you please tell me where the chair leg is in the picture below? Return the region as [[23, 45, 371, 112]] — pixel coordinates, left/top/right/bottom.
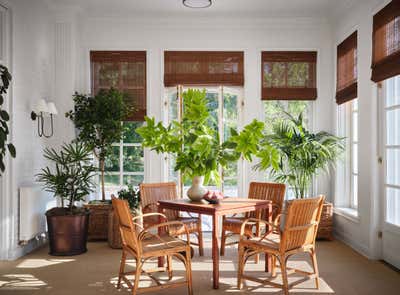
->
[[167, 255, 173, 280], [198, 220, 204, 256], [280, 255, 289, 295], [271, 255, 276, 277], [117, 250, 127, 289], [237, 244, 245, 289], [132, 259, 142, 295], [310, 249, 320, 289], [185, 247, 193, 295], [220, 229, 226, 256]]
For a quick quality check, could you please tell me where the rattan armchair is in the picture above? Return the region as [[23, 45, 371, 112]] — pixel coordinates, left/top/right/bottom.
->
[[111, 197, 193, 295], [140, 182, 204, 256], [237, 196, 325, 295], [220, 182, 286, 256]]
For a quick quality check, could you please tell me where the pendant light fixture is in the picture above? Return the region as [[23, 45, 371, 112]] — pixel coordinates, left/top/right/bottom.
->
[[183, 0, 212, 9]]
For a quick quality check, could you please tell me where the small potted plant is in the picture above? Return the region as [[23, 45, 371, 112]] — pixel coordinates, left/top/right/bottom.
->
[[108, 184, 141, 248], [37, 142, 96, 255], [66, 88, 130, 240]]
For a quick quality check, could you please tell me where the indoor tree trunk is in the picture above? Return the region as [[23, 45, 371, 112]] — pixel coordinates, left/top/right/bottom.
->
[[100, 159, 105, 201]]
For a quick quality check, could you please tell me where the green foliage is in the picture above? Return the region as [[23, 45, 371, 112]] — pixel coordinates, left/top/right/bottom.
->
[[137, 89, 239, 185], [0, 64, 15, 174], [255, 112, 345, 198], [117, 184, 141, 210], [66, 88, 131, 201], [37, 142, 96, 214]]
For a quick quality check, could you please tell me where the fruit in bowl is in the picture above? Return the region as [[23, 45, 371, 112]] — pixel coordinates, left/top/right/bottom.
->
[[203, 191, 224, 204]]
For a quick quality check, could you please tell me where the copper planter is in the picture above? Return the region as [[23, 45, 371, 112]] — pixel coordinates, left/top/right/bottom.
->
[[46, 210, 90, 256]]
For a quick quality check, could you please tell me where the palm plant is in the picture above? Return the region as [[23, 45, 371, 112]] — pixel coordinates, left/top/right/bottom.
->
[[255, 113, 345, 198], [37, 142, 96, 214]]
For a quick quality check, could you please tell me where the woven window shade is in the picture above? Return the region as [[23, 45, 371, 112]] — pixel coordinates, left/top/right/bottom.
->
[[261, 51, 317, 100], [164, 51, 244, 86], [336, 31, 358, 105], [91, 51, 146, 121], [371, 0, 400, 82]]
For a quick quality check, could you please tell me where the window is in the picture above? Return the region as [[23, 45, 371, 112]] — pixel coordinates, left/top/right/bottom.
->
[[263, 100, 313, 199], [336, 99, 358, 209], [90, 51, 146, 197], [103, 122, 145, 195], [166, 86, 242, 199], [383, 76, 400, 226]]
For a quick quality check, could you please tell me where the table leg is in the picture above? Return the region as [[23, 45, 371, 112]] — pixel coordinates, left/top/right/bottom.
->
[[264, 204, 272, 272], [158, 205, 165, 268], [212, 214, 219, 289]]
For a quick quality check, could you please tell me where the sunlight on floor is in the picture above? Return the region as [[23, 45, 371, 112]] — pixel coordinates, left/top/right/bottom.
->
[[16, 258, 75, 269], [0, 274, 47, 290]]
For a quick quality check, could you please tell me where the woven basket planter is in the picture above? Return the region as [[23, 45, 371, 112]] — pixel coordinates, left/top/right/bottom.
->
[[84, 203, 112, 241], [317, 202, 334, 240]]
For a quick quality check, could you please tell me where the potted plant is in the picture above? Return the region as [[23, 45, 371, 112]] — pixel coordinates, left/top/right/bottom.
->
[[66, 88, 130, 240], [136, 89, 239, 201], [108, 184, 141, 248], [233, 113, 345, 239], [0, 64, 16, 174], [37, 142, 96, 255]]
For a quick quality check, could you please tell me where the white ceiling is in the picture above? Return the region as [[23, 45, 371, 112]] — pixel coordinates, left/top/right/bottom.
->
[[46, 0, 362, 19]]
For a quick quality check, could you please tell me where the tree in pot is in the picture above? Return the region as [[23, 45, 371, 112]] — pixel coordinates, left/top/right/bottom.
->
[[136, 89, 239, 201], [37, 142, 96, 255], [65, 88, 130, 202]]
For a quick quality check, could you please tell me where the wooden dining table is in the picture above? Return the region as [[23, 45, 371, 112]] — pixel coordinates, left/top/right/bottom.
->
[[157, 197, 272, 289]]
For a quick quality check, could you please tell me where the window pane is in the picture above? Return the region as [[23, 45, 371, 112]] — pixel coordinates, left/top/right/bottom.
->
[[123, 122, 144, 143], [104, 174, 120, 186], [263, 62, 286, 87], [386, 108, 400, 145], [223, 91, 238, 141], [104, 146, 119, 172], [288, 101, 310, 125], [352, 143, 358, 174], [168, 88, 179, 121], [224, 178, 238, 197], [206, 91, 219, 132], [287, 62, 309, 87], [386, 148, 400, 186], [123, 146, 144, 172], [97, 63, 120, 88], [385, 76, 400, 108], [123, 174, 144, 186], [386, 187, 400, 226]]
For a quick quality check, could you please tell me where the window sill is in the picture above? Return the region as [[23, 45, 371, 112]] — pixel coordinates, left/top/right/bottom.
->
[[334, 207, 360, 223]]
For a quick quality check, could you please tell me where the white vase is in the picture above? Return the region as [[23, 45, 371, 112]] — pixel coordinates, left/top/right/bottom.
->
[[187, 176, 207, 202]]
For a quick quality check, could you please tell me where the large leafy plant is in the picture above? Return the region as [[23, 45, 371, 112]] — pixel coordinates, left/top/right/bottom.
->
[[37, 142, 96, 214], [137, 89, 238, 184], [66, 88, 130, 201], [242, 113, 345, 199], [0, 65, 16, 174]]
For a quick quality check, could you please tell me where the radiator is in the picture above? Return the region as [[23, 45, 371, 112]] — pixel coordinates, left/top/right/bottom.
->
[[19, 186, 57, 243]]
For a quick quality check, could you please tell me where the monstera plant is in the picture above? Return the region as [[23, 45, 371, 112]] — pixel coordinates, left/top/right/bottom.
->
[[0, 64, 15, 174]]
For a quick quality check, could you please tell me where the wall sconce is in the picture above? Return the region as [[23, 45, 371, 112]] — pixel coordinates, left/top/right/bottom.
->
[[31, 99, 58, 138]]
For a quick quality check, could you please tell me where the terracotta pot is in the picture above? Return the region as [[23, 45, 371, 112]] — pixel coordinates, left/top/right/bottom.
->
[[46, 209, 90, 256]]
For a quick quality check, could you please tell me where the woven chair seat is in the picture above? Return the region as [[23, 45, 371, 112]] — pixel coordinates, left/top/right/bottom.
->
[[223, 217, 254, 236], [241, 233, 281, 253], [142, 234, 188, 256]]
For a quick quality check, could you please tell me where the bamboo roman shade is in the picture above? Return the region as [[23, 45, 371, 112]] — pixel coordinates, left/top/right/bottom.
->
[[261, 51, 317, 100], [91, 51, 146, 121], [336, 31, 358, 105], [371, 0, 400, 82], [164, 51, 244, 86]]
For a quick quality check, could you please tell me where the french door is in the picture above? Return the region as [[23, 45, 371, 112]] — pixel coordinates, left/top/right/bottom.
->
[[380, 76, 400, 269]]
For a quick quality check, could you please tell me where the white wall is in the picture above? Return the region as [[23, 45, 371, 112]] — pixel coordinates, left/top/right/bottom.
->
[[75, 16, 334, 197], [332, 0, 389, 259], [0, 0, 55, 259]]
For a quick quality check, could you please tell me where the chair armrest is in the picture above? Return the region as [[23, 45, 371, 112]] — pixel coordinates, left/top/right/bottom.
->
[[138, 221, 190, 245], [240, 218, 280, 238], [132, 212, 167, 222]]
